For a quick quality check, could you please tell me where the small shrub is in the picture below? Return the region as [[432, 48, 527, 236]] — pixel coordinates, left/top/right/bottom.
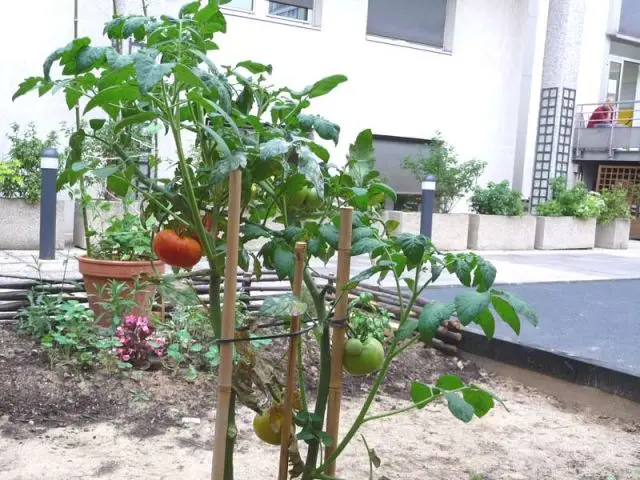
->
[[470, 181, 524, 216], [536, 177, 603, 219], [402, 133, 486, 213], [598, 188, 631, 224], [0, 123, 58, 203]]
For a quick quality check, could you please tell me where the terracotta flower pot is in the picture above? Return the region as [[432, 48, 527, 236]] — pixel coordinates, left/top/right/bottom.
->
[[78, 256, 165, 327]]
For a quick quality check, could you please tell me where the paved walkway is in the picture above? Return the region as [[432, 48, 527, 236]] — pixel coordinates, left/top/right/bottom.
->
[[3, 242, 640, 283]]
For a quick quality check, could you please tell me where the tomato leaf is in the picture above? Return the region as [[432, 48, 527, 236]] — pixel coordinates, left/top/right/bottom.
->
[[454, 291, 491, 326], [260, 293, 307, 318], [418, 302, 454, 344], [491, 289, 538, 327], [297, 146, 324, 200], [409, 381, 437, 408], [462, 387, 495, 418], [435, 374, 465, 390], [490, 294, 521, 335], [273, 246, 295, 280], [444, 392, 475, 423]]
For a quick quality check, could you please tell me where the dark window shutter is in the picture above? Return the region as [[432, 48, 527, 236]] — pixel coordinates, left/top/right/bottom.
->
[[620, 0, 640, 38], [367, 0, 447, 48]]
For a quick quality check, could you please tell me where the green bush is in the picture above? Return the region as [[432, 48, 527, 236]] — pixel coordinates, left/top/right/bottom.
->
[[598, 188, 631, 224], [536, 177, 604, 219], [0, 123, 58, 203], [470, 180, 524, 216], [402, 133, 486, 213]]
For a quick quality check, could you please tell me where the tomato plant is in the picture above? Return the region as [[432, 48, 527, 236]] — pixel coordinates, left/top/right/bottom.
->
[[16, 1, 538, 478]]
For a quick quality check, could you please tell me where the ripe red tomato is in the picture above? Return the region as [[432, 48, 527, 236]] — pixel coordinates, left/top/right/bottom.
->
[[153, 229, 203, 269]]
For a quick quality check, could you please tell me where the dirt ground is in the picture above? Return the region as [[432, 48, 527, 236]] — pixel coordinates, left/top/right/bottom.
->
[[1, 326, 639, 480]]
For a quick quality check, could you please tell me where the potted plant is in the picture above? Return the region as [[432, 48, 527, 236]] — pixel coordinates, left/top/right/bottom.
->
[[535, 177, 603, 250], [468, 180, 535, 250], [396, 134, 486, 250], [0, 123, 65, 249], [595, 187, 631, 249], [77, 206, 164, 326]]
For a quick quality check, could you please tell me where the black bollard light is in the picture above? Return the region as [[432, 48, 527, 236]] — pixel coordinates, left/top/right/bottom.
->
[[39, 147, 59, 260], [420, 174, 436, 238]]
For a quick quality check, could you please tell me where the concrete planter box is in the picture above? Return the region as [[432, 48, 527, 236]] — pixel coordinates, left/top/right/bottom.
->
[[0, 198, 65, 249], [73, 200, 128, 249], [383, 211, 469, 251], [468, 214, 536, 250], [534, 216, 596, 250], [595, 219, 631, 249]]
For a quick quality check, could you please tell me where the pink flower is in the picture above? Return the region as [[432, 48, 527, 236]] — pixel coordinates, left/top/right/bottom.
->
[[121, 354, 130, 361]]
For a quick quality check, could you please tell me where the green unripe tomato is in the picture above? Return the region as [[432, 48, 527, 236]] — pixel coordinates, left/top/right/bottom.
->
[[287, 187, 308, 208], [304, 187, 323, 209], [343, 337, 384, 376]]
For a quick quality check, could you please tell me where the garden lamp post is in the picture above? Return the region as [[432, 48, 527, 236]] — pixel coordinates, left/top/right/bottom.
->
[[39, 147, 59, 260], [420, 174, 436, 238]]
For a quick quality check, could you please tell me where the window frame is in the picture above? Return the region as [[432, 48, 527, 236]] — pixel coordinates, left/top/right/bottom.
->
[[365, 0, 456, 54], [221, 0, 322, 29]]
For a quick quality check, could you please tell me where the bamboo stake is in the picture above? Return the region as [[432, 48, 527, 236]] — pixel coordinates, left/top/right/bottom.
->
[[325, 207, 353, 476], [278, 242, 307, 480], [211, 169, 242, 480]]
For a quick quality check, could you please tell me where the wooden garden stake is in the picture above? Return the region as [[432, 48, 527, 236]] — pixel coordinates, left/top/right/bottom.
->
[[278, 241, 307, 480], [325, 207, 353, 476], [211, 169, 242, 480]]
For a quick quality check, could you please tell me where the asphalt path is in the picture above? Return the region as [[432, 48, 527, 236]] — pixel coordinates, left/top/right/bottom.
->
[[421, 279, 640, 376]]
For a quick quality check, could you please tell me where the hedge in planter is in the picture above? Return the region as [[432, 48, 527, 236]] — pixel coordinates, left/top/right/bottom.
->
[[468, 181, 534, 250], [534, 179, 602, 250], [0, 123, 65, 249], [595, 188, 631, 249]]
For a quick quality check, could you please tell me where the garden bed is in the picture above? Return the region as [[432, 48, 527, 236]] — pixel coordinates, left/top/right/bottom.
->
[[1, 326, 638, 479]]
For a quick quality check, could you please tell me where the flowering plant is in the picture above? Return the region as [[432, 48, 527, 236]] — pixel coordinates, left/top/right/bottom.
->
[[115, 316, 165, 365]]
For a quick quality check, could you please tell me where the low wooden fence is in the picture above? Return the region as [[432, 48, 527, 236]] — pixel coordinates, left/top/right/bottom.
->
[[0, 271, 461, 355]]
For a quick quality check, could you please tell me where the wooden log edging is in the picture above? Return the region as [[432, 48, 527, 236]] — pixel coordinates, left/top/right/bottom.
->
[[0, 271, 462, 355]]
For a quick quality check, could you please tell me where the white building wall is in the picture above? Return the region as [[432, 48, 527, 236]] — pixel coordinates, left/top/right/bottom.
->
[[575, 0, 613, 108], [1, 0, 528, 234]]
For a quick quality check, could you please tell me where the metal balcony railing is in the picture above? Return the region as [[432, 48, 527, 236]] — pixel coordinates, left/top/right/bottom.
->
[[573, 100, 640, 161]]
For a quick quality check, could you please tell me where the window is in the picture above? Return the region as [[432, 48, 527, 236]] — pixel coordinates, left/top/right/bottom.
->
[[620, 0, 640, 39], [372, 135, 430, 209], [268, 1, 311, 21], [222, 0, 318, 25], [366, 0, 453, 50], [224, 0, 254, 10]]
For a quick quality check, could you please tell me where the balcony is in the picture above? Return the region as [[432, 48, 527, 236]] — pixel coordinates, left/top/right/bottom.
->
[[573, 101, 640, 163]]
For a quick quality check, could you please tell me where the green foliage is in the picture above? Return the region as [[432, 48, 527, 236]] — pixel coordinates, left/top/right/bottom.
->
[[536, 177, 604, 219], [91, 209, 155, 261], [470, 180, 524, 216], [598, 188, 631, 224], [17, 3, 539, 476], [18, 293, 119, 368], [347, 292, 393, 343], [0, 123, 58, 203], [158, 301, 262, 380], [402, 133, 486, 213]]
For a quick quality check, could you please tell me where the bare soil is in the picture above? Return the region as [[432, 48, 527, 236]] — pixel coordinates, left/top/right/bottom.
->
[[1, 326, 639, 480]]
